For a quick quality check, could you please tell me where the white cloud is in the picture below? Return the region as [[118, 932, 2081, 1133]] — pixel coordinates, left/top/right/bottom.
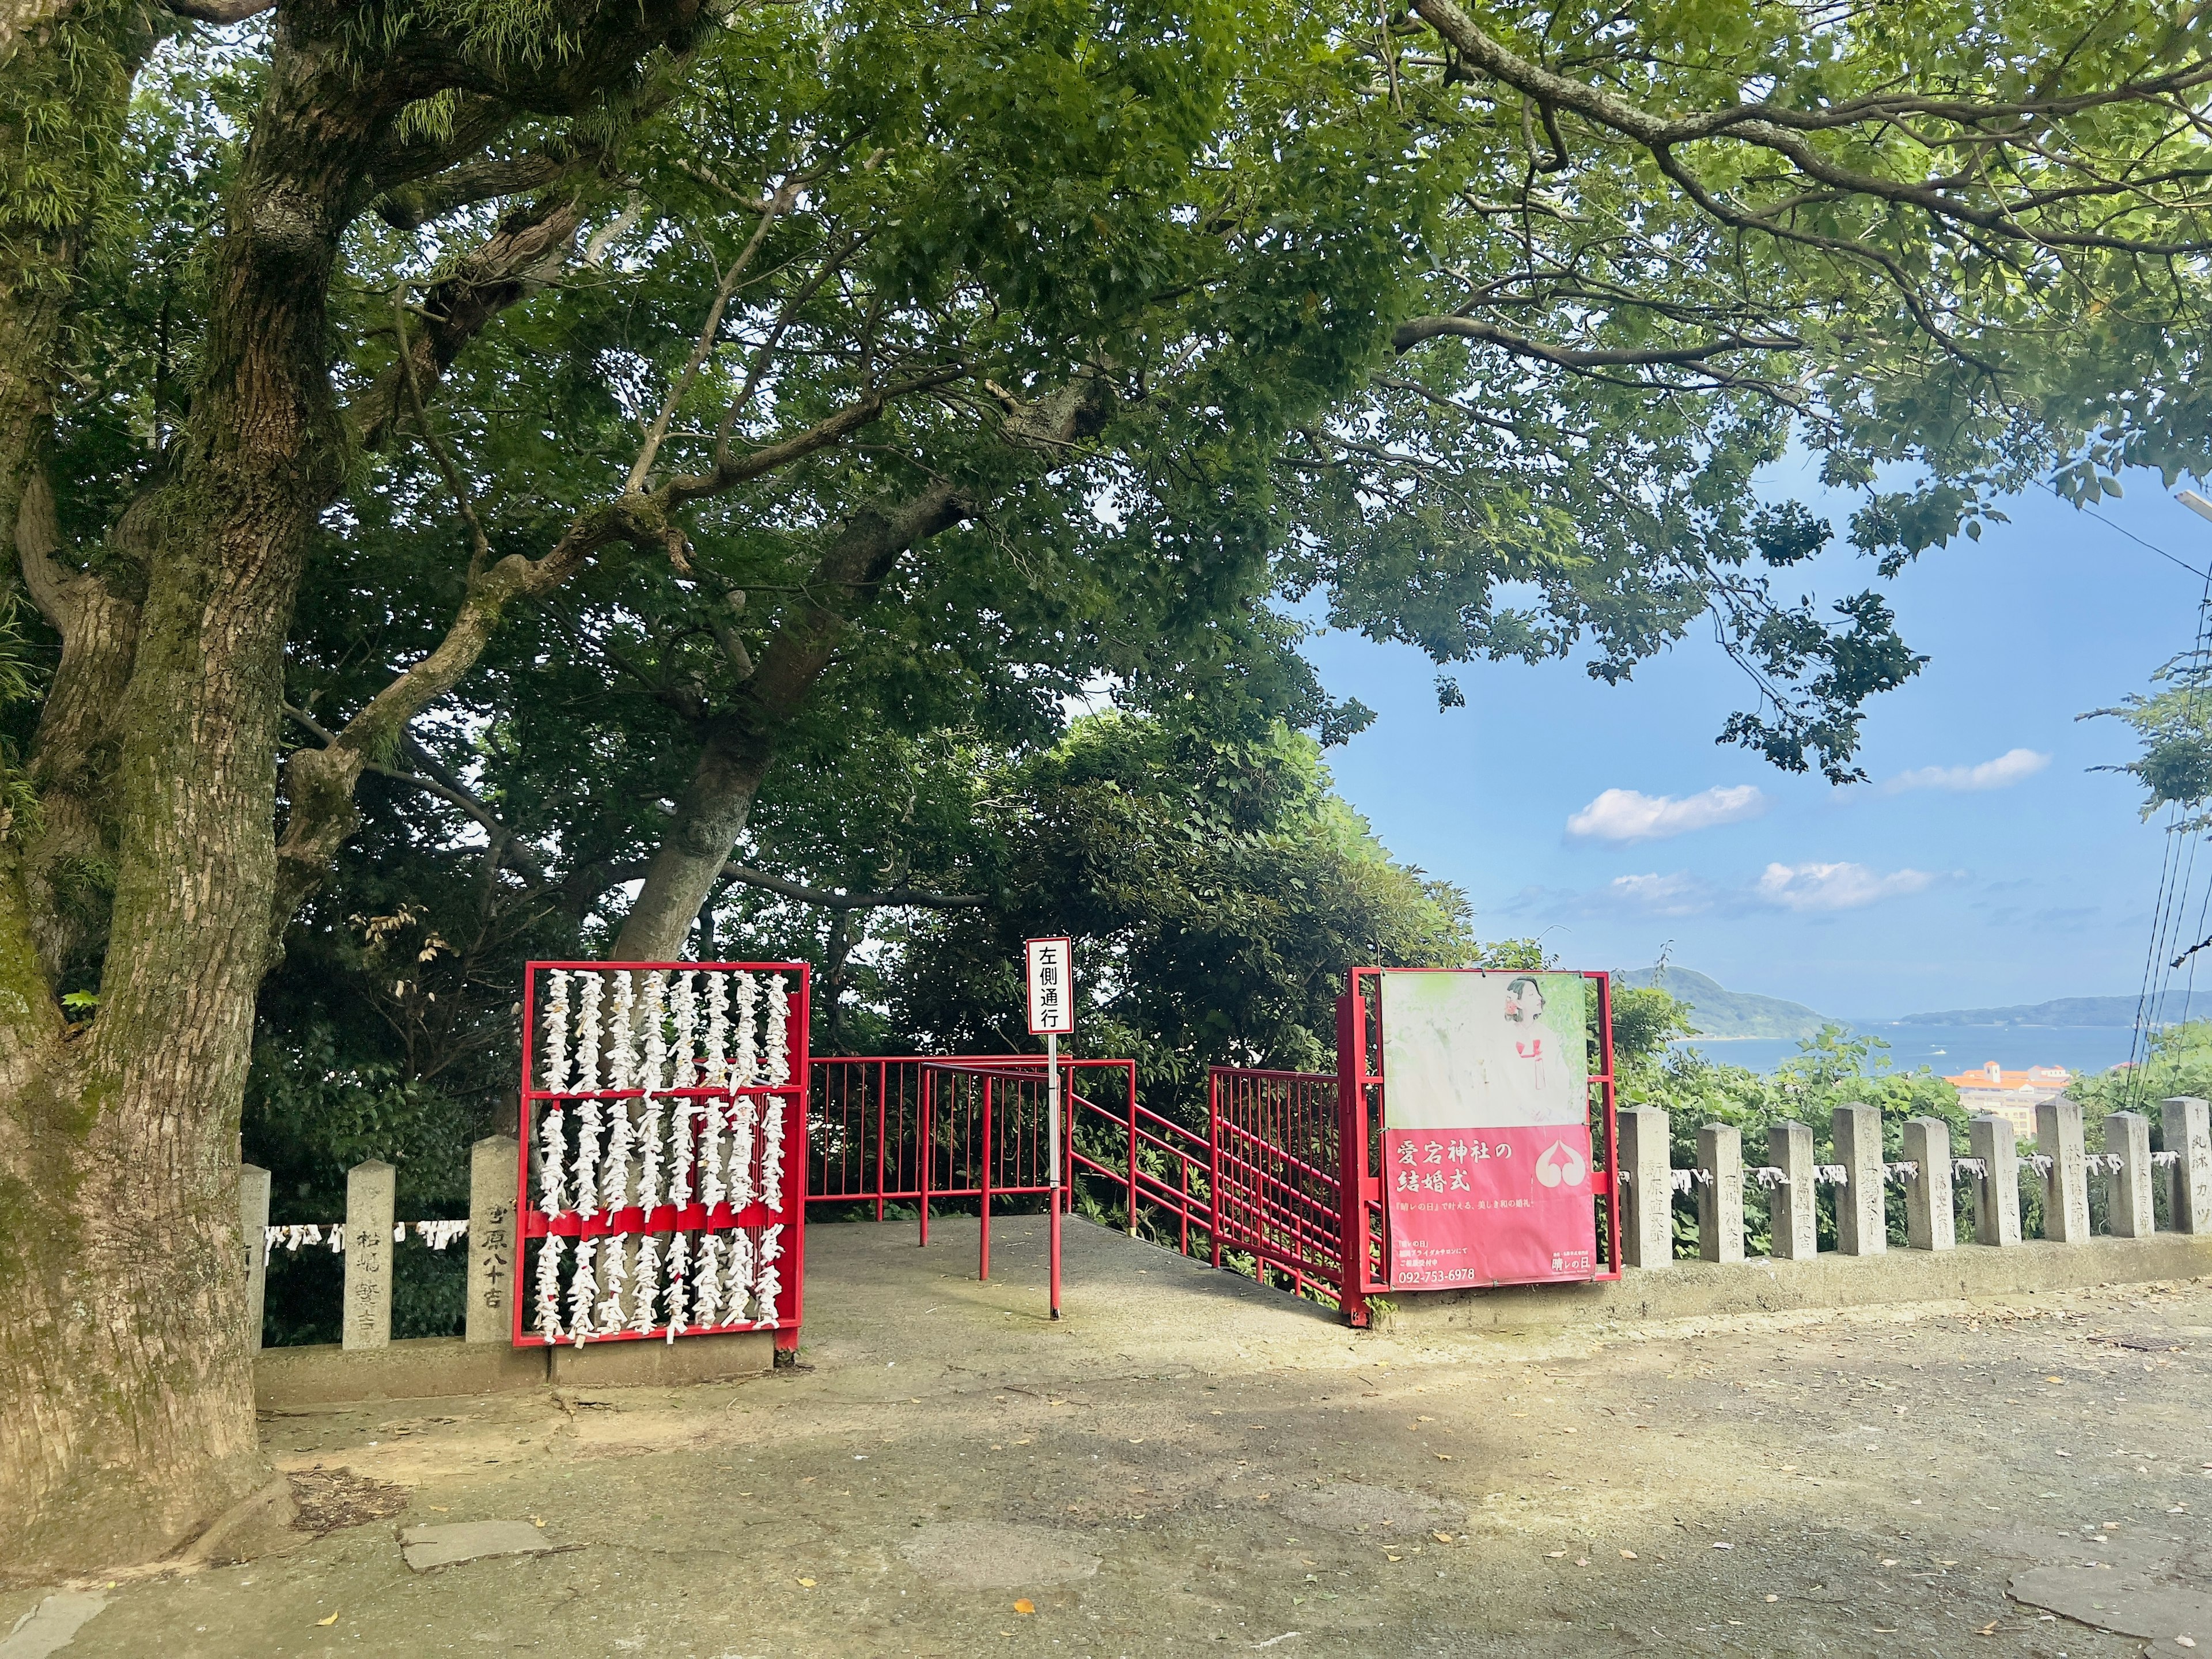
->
[[1885, 747, 2050, 794], [1565, 785, 1767, 843], [1755, 861, 1936, 912], [1602, 872, 1714, 916]]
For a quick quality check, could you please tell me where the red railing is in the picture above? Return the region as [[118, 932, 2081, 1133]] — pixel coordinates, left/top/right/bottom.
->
[[1209, 1066, 1346, 1307]]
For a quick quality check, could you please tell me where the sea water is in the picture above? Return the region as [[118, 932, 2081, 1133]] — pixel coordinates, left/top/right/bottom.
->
[[1669, 1022, 2152, 1080]]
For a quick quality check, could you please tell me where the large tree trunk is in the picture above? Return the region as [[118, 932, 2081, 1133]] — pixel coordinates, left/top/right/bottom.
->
[[0, 15, 385, 1570]]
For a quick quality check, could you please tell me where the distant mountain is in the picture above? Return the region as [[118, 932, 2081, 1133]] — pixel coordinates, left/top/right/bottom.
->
[[1613, 966, 1830, 1040], [1887, 995, 2143, 1029]]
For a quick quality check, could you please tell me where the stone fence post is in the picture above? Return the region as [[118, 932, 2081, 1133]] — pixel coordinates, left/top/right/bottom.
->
[[1618, 1107, 1672, 1270], [343, 1160, 396, 1351], [1697, 1123, 1743, 1264], [1832, 1103, 1884, 1256], [467, 1136, 520, 1343], [2163, 1097, 2212, 1234], [239, 1164, 270, 1350], [1767, 1120, 1817, 1260], [2106, 1111, 2154, 1238], [1969, 1115, 2021, 1247], [2035, 1099, 2092, 1243], [1901, 1117, 1954, 1252]]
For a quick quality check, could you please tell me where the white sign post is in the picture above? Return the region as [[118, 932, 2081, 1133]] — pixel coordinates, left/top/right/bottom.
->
[[1025, 937, 1073, 1320]]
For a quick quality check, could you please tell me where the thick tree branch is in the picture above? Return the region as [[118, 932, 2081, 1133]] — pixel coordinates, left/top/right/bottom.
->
[[351, 195, 586, 452], [162, 0, 273, 21], [718, 862, 984, 910], [1414, 0, 2212, 257], [1390, 313, 1802, 367], [371, 153, 571, 231]]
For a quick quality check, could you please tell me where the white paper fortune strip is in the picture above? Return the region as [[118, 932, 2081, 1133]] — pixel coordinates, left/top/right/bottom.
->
[[573, 1101, 604, 1218], [692, 1231, 724, 1329], [642, 970, 667, 1094], [663, 1228, 690, 1342], [610, 971, 636, 1093], [703, 971, 729, 1090], [534, 1235, 566, 1341], [567, 1237, 598, 1344], [729, 1094, 756, 1210], [575, 972, 603, 1094], [537, 1104, 567, 1215], [765, 974, 791, 1086], [672, 971, 697, 1092], [759, 1095, 786, 1211], [724, 1228, 756, 1321], [541, 969, 571, 1092], [700, 1096, 727, 1210], [755, 1224, 784, 1320], [732, 971, 759, 1086]]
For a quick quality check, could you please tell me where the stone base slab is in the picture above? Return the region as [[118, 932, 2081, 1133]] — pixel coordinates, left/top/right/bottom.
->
[[253, 1330, 771, 1409], [1375, 1233, 2212, 1334]]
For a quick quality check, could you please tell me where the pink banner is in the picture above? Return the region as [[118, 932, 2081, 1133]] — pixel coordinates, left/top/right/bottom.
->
[[1384, 1124, 1596, 1287]]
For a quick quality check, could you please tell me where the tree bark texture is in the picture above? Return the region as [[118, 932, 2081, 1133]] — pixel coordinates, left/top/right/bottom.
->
[[0, 0, 705, 1572]]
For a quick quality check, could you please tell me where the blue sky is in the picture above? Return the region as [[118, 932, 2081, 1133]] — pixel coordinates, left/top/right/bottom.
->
[[1301, 460, 2212, 1019]]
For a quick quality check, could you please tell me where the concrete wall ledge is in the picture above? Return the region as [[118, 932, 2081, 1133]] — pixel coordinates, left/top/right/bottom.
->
[[255, 1331, 773, 1410], [1374, 1233, 2212, 1335]]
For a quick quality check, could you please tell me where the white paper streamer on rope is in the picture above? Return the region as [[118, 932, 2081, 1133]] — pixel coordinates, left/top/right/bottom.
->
[[537, 1103, 567, 1215], [567, 1233, 599, 1345], [725, 1228, 756, 1322], [1814, 1164, 1850, 1187], [2027, 1154, 2055, 1176], [541, 969, 571, 1093], [575, 971, 604, 1094], [632, 1081, 666, 1336], [756, 1224, 785, 1320], [2154, 1150, 2183, 1168], [759, 1094, 786, 1211], [730, 1094, 757, 1210], [610, 971, 637, 1094], [642, 970, 667, 1094], [1956, 1157, 1988, 1179], [263, 1221, 470, 1254], [1746, 1165, 1789, 1190], [596, 1102, 634, 1332], [1884, 1161, 1920, 1183], [703, 971, 730, 1090], [664, 1228, 691, 1342], [764, 973, 791, 1086], [534, 1234, 566, 1342], [693, 1231, 724, 1330], [732, 971, 759, 1086], [672, 971, 698, 1093], [700, 1095, 728, 1210]]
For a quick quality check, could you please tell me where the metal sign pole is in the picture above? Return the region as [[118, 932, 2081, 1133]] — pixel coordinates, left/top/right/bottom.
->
[[1047, 1031, 1062, 1320]]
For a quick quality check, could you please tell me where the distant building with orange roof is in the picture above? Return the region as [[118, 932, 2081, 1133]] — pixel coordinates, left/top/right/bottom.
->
[[1943, 1061, 2073, 1138]]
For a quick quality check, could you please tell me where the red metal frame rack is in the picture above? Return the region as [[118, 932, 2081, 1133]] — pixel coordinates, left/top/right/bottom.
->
[[514, 960, 810, 1353]]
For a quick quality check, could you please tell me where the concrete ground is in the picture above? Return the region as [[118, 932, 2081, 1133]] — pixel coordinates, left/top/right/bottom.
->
[[10, 1215, 2212, 1657]]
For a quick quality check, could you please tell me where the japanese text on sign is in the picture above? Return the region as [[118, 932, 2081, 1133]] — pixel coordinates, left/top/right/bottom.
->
[[1025, 937, 1073, 1035]]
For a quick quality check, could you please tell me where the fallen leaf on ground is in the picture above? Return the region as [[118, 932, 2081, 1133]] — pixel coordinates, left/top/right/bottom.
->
[[1620, 1550, 1636, 1560], [316, 1613, 340, 1627], [797, 1578, 816, 1588], [1013, 1600, 1035, 1615], [1433, 1532, 1454, 1545], [1547, 1550, 1566, 1558]]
